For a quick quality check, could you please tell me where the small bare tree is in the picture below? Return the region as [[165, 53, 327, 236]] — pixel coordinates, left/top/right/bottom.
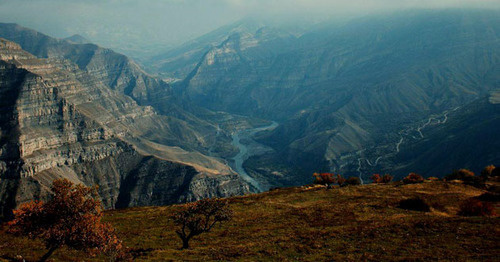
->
[[171, 198, 232, 249]]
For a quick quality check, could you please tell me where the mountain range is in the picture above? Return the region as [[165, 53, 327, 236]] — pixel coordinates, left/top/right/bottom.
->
[[148, 9, 499, 187], [0, 9, 499, 218], [0, 34, 249, 220]]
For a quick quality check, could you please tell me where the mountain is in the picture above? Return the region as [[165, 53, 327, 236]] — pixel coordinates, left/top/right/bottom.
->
[[393, 92, 500, 177], [64, 34, 90, 44], [147, 18, 309, 81], [0, 38, 250, 220], [149, 10, 500, 187], [0, 23, 174, 109], [0, 23, 246, 157]]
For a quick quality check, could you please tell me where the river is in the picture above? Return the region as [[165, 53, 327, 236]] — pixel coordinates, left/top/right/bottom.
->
[[231, 121, 278, 192]]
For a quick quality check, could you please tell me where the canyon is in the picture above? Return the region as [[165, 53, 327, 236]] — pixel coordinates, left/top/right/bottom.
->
[[0, 37, 249, 220], [0, 9, 499, 218]]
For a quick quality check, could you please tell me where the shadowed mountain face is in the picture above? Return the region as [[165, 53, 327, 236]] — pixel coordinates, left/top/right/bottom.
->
[[149, 10, 500, 186], [0, 38, 249, 220]]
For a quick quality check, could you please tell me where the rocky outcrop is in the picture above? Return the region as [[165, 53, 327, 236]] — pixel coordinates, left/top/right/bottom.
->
[[0, 38, 250, 220]]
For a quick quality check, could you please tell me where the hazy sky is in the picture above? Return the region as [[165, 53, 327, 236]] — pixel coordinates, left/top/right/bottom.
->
[[0, 0, 497, 57]]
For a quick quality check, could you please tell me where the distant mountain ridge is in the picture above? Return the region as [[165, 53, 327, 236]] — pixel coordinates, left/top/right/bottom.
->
[[149, 9, 500, 186]]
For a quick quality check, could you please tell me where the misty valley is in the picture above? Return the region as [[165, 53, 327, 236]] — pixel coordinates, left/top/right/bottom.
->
[[0, 3, 499, 261]]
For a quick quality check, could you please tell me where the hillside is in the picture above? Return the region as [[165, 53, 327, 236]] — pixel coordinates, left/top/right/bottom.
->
[[149, 9, 500, 186], [1, 181, 498, 261]]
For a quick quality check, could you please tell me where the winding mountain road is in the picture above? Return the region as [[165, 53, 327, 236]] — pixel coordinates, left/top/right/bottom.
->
[[356, 108, 458, 183]]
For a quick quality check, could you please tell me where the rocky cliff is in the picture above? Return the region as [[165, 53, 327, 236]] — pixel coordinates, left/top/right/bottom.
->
[[0, 38, 249, 220], [0, 23, 222, 149]]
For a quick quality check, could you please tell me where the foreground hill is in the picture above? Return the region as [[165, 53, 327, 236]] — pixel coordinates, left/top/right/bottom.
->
[[1, 181, 498, 261]]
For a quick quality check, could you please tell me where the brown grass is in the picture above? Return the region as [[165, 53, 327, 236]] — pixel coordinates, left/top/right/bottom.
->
[[0, 181, 498, 261]]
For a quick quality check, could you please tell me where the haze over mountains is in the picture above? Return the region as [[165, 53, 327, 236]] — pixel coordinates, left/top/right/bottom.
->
[[149, 9, 499, 187], [0, 8, 499, 218]]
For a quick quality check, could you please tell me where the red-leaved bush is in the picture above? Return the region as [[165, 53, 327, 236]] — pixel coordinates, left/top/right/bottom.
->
[[382, 174, 393, 183], [371, 174, 393, 184], [371, 174, 382, 183], [313, 173, 336, 186], [337, 175, 346, 186], [403, 173, 424, 184], [8, 179, 125, 262]]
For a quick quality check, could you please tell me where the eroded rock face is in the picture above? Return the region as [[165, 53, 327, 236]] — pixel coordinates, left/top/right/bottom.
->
[[0, 38, 250, 220]]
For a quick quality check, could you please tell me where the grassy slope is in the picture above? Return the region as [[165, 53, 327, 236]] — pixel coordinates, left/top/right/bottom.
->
[[1, 182, 499, 261]]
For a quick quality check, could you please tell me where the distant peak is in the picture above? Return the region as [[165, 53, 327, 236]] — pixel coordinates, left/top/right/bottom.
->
[[64, 34, 90, 44]]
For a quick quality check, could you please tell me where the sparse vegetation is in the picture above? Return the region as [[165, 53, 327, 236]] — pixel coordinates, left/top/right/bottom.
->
[[481, 165, 496, 179], [458, 198, 496, 217], [371, 174, 393, 184], [171, 198, 232, 249], [7, 179, 123, 262], [445, 169, 485, 189], [403, 173, 424, 184], [371, 174, 382, 183], [345, 177, 361, 186], [336, 174, 346, 186], [312, 173, 336, 187], [1, 179, 498, 261], [446, 169, 475, 181]]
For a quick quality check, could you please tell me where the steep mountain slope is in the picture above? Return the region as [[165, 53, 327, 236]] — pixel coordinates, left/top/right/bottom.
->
[[0, 23, 170, 106], [0, 38, 249, 220], [392, 92, 500, 178], [151, 10, 500, 186], [0, 23, 235, 155], [147, 18, 306, 81]]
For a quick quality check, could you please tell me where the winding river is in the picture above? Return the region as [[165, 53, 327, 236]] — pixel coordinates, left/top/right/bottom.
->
[[231, 121, 278, 192]]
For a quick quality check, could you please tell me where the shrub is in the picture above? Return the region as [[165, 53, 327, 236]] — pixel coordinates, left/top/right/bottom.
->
[[382, 174, 393, 183], [313, 173, 336, 187], [458, 198, 495, 217], [371, 174, 382, 184], [403, 173, 424, 184], [445, 169, 475, 181], [171, 198, 232, 249], [8, 179, 123, 262], [371, 174, 393, 184], [345, 177, 361, 186], [481, 165, 496, 179], [337, 175, 346, 186], [398, 197, 430, 212], [446, 169, 486, 188]]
